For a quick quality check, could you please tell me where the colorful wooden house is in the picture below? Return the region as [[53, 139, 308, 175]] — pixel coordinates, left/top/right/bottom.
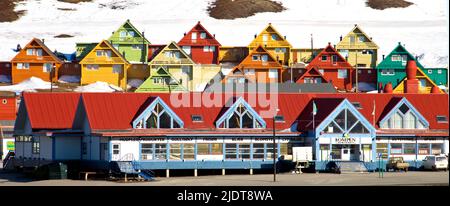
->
[[423, 68, 448, 86], [108, 19, 150, 64], [224, 45, 283, 83], [178, 21, 221, 65], [377, 42, 432, 89], [248, 23, 292, 66], [392, 60, 443, 94], [10, 38, 63, 84], [135, 67, 187, 92], [147, 42, 195, 91], [296, 66, 328, 84], [336, 24, 379, 69], [79, 40, 130, 89], [297, 43, 354, 91]]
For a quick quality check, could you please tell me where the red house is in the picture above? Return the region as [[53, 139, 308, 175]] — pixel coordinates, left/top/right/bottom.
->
[[178, 21, 221, 64], [297, 43, 354, 91]]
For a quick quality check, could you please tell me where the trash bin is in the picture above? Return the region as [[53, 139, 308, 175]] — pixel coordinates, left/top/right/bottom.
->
[[48, 162, 68, 179]]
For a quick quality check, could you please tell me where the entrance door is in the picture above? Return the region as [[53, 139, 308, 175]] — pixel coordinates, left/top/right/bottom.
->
[[341, 145, 351, 161]]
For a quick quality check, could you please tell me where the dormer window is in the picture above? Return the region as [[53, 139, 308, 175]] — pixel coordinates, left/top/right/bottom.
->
[[321, 55, 327, 62], [437, 116, 448, 123], [379, 99, 429, 130], [200, 32, 206, 39], [274, 115, 285, 122], [252, 55, 260, 61], [216, 97, 266, 129], [133, 97, 184, 129], [351, 102, 362, 109]]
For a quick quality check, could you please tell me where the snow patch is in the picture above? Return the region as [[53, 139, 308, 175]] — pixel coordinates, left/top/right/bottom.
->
[[0, 75, 11, 83], [0, 77, 57, 93], [58, 75, 80, 83], [74, 81, 123, 92]]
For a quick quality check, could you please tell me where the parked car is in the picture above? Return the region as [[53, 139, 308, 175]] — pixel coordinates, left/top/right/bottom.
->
[[422, 155, 448, 171], [386, 157, 409, 172]]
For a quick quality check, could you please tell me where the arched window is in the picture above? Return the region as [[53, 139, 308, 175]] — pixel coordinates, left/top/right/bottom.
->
[[133, 98, 183, 129], [380, 102, 428, 129], [322, 108, 369, 134], [216, 98, 266, 129]]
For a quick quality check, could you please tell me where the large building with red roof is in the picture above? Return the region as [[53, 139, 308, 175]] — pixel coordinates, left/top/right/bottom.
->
[[12, 92, 449, 174]]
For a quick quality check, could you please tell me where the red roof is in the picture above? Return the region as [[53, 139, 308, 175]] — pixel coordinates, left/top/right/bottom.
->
[[178, 22, 221, 47], [22, 92, 80, 129], [20, 93, 448, 135], [307, 43, 353, 70]]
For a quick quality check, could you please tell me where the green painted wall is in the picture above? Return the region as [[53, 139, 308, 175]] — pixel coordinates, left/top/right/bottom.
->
[[108, 20, 150, 63], [135, 67, 187, 92], [423, 68, 448, 86]]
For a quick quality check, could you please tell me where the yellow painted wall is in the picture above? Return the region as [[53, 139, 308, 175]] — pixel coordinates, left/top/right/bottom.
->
[[248, 24, 292, 65], [336, 26, 378, 69], [192, 64, 221, 91], [149, 65, 193, 91], [81, 64, 128, 89]]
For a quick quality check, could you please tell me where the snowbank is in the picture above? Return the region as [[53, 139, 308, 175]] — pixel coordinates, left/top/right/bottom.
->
[[74, 81, 123, 92], [0, 77, 56, 92], [127, 79, 144, 89], [0, 75, 11, 83], [58, 75, 80, 83]]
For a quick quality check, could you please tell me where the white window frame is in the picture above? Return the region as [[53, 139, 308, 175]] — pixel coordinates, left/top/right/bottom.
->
[[87, 64, 99, 70], [26, 49, 33, 56], [437, 70, 442, 74], [252, 55, 260, 61], [338, 69, 347, 79], [269, 69, 278, 79], [321, 55, 327, 62], [17, 63, 23, 69], [112, 64, 123, 74], [200, 32, 206, 39], [391, 55, 401, 62], [43, 63, 52, 73], [191, 32, 197, 40]]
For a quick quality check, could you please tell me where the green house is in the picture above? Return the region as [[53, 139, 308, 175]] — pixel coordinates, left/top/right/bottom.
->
[[108, 19, 150, 63], [377, 42, 439, 88], [423, 68, 448, 86], [135, 67, 187, 92]]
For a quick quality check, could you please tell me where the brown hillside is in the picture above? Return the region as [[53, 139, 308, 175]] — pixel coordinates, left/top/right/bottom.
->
[[366, 0, 413, 10], [208, 0, 286, 20], [0, 0, 25, 22]]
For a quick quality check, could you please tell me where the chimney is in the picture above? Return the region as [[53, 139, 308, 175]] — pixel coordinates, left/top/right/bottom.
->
[[431, 85, 441, 94], [384, 82, 393, 93], [404, 60, 419, 93], [254, 34, 257, 39], [333, 44, 336, 48], [378, 82, 383, 93], [382, 55, 385, 60], [184, 32, 186, 36], [339, 35, 342, 41], [284, 35, 286, 39], [198, 21, 200, 24], [213, 34, 216, 38], [354, 24, 357, 27], [42, 39, 45, 44]]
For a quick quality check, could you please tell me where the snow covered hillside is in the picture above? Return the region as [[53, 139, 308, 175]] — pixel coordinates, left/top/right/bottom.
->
[[0, 0, 448, 67]]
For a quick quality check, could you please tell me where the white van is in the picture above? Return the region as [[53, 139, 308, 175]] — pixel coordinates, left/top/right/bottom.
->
[[422, 155, 448, 171]]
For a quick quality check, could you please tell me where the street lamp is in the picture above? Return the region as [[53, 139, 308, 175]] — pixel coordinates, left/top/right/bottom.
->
[[273, 108, 280, 182], [50, 63, 56, 92]]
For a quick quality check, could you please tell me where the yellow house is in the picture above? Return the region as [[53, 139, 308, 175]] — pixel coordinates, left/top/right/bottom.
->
[[336, 24, 379, 69], [80, 40, 130, 90], [248, 23, 292, 66], [148, 42, 195, 91]]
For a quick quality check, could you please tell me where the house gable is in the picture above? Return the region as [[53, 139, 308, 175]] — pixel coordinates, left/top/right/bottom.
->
[[135, 67, 187, 92], [11, 38, 62, 63], [248, 24, 292, 48], [239, 45, 282, 69], [336, 25, 379, 50], [178, 21, 221, 46], [296, 67, 328, 83], [149, 42, 194, 65], [307, 44, 353, 70], [79, 40, 129, 65], [392, 67, 443, 94], [379, 97, 429, 129], [377, 43, 425, 70], [108, 20, 150, 45]]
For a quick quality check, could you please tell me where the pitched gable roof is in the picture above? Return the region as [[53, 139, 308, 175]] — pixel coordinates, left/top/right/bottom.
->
[[108, 19, 150, 44], [178, 21, 221, 46], [149, 41, 194, 65], [296, 67, 329, 83], [12, 38, 63, 63], [135, 67, 188, 92], [307, 43, 353, 69], [79, 40, 129, 64], [249, 23, 292, 48], [238, 45, 283, 69], [337, 24, 378, 49], [377, 43, 425, 70]]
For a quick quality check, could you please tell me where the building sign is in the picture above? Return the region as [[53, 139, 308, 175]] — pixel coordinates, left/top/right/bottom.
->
[[333, 137, 357, 144]]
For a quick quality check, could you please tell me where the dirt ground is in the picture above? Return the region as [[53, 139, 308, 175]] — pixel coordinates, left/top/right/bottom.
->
[[57, 0, 92, 4], [0, 0, 25, 23], [1, 170, 448, 186], [208, 0, 286, 20], [366, 0, 413, 10]]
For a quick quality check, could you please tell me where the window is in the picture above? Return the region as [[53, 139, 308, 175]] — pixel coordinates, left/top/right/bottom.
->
[[321, 108, 369, 134], [261, 55, 268, 62], [96, 50, 104, 57], [36, 49, 42, 57], [238, 144, 251, 159], [274, 115, 285, 122], [351, 102, 362, 109], [203, 46, 209, 52], [266, 143, 278, 159], [197, 143, 223, 155], [418, 144, 429, 155], [350, 36, 355, 44], [191, 115, 203, 122], [218, 102, 265, 129], [139, 103, 182, 129], [252, 55, 260, 61], [128, 31, 134, 37], [252, 143, 264, 159], [318, 69, 324, 74], [32, 138, 40, 154], [338, 69, 347, 79], [183, 144, 195, 160], [367, 70, 372, 74], [23, 63, 30, 69], [275, 48, 286, 53], [203, 46, 215, 52], [358, 36, 365, 42], [436, 115, 448, 123], [381, 69, 394, 76], [269, 69, 278, 79], [191, 32, 197, 39], [437, 70, 442, 74], [382, 103, 427, 129], [87, 64, 99, 70], [321, 55, 327, 62], [428, 70, 432, 74], [431, 144, 443, 155], [132, 45, 143, 50], [120, 31, 127, 37], [390, 144, 402, 154], [271, 34, 278, 40], [43, 63, 52, 72], [244, 69, 255, 75], [17, 63, 23, 69], [403, 144, 416, 155], [401, 55, 407, 66], [154, 143, 167, 160], [112, 144, 120, 155], [141, 143, 153, 160], [112, 65, 123, 74], [170, 144, 181, 160], [200, 32, 206, 39], [27, 49, 33, 55], [391, 55, 401, 61], [332, 55, 338, 64], [225, 144, 237, 159]]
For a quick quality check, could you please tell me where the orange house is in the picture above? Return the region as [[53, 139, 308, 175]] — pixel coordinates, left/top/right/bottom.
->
[[223, 45, 283, 83], [11, 38, 63, 84]]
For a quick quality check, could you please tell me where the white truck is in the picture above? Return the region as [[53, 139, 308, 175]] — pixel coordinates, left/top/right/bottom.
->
[[283, 147, 313, 173], [422, 155, 448, 171]]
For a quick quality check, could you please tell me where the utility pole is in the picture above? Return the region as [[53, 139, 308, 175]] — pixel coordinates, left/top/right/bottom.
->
[[355, 50, 359, 93], [272, 108, 279, 182], [51, 63, 56, 92]]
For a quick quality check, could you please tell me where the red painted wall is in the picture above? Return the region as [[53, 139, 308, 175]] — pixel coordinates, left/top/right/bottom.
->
[[351, 69, 377, 84], [322, 69, 353, 90], [191, 46, 219, 64], [0, 96, 17, 120]]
